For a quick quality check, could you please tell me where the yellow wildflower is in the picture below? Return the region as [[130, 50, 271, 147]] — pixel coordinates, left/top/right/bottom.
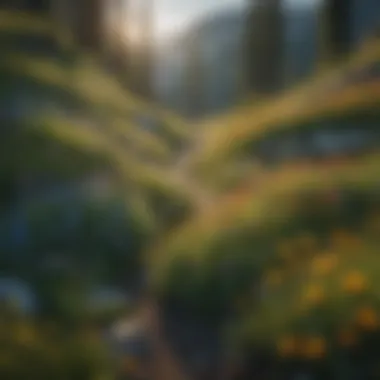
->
[[276, 335, 297, 358], [311, 253, 338, 276], [341, 271, 368, 294], [302, 336, 327, 360], [356, 307, 378, 330], [302, 284, 325, 307], [330, 229, 363, 251], [337, 328, 357, 347]]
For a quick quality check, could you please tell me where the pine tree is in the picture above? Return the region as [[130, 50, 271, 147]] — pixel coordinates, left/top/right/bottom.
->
[[324, 0, 353, 60], [184, 28, 205, 118], [245, 0, 284, 96]]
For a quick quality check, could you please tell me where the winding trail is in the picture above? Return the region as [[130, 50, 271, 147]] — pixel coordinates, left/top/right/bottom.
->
[[140, 298, 190, 380]]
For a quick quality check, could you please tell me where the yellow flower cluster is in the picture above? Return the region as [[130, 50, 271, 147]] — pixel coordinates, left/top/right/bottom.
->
[[330, 229, 362, 251], [341, 271, 368, 294], [276, 335, 297, 357], [276, 233, 319, 262], [311, 253, 338, 276], [299, 284, 325, 311], [267, 218, 377, 358], [276, 335, 327, 360], [355, 307, 378, 330], [303, 336, 327, 360], [337, 328, 356, 347]]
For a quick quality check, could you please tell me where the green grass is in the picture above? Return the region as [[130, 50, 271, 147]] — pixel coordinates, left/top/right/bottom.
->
[[34, 115, 196, 232], [195, 108, 380, 191], [2, 307, 116, 380], [0, 9, 198, 232], [188, 40, 380, 175], [239, 242, 380, 345], [0, 9, 192, 165], [0, 10, 53, 34], [149, 152, 380, 306], [0, 120, 115, 182], [1, 50, 188, 162]]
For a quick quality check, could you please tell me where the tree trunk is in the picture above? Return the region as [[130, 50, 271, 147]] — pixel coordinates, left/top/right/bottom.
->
[[325, 0, 353, 59], [245, 0, 284, 96], [130, 0, 154, 99], [184, 29, 204, 119], [75, 0, 104, 50], [104, 0, 130, 74]]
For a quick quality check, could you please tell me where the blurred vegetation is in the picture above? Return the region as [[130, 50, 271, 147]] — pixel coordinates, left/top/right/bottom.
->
[[147, 35, 380, 378], [1, 301, 117, 380], [1, 5, 380, 380], [188, 39, 380, 177], [0, 9, 195, 231], [0, 9, 186, 379]]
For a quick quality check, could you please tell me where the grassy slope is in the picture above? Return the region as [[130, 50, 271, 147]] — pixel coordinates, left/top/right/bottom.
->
[[150, 152, 380, 284], [148, 39, 380, 308], [0, 9, 192, 160], [187, 39, 380, 175], [146, 39, 380, 368], [0, 10, 196, 231]]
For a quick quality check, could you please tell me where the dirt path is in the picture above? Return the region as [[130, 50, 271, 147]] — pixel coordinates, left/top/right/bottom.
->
[[140, 298, 190, 380]]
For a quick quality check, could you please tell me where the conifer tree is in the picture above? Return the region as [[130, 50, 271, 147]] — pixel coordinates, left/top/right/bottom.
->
[[245, 0, 284, 95]]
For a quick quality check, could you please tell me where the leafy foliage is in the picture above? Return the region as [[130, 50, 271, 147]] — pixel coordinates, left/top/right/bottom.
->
[[1, 304, 116, 380], [149, 47, 380, 376], [1, 7, 380, 380]]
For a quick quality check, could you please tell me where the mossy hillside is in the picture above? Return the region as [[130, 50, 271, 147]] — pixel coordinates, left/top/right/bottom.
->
[[0, 9, 192, 379], [237, 235, 380, 345], [149, 152, 380, 315], [1, 305, 116, 380], [191, 82, 380, 189], [188, 40, 380, 177], [0, 10, 196, 233], [227, 227, 380, 379], [1, 49, 187, 165], [196, 108, 380, 192], [0, 10, 192, 166], [0, 119, 115, 179], [0, 195, 149, 328], [38, 115, 195, 227], [0, 117, 119, 215], [148, 155, 380, 377]]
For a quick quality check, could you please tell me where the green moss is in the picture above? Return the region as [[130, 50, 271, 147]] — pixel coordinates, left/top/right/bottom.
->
[[150, 154, 380, 310]]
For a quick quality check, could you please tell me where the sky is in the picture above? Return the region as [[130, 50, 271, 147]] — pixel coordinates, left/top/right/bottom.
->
[[155, 0, 320, 38], [156, 0, 245, 37], [156, 0, 246, 35], [123, 0, 320, 43]]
